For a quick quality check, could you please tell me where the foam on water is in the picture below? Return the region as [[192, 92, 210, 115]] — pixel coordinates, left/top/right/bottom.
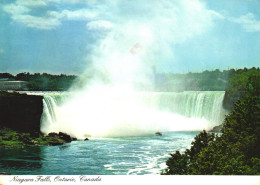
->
[[0, 131, 200, 175]]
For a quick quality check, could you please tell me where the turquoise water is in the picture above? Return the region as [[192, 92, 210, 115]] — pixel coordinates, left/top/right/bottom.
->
[[0, 131, 198, 175]]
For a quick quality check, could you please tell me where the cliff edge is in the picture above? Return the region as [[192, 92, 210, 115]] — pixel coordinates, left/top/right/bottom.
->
[[0, 91, 43, 134]]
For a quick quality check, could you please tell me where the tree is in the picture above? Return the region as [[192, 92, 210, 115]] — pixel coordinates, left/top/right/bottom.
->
[[162, 68, 260, 175]]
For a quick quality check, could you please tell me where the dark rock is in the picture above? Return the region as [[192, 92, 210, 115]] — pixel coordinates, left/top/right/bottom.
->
[[223, 90, 242, 111], [209, 125, 223, 133], [58, 132, 72, 142], [0, 91, 43, 134], [46, 132, 73, 144], [48, 132, 59, 137], [0, 172, 11, 175], [155, 131, 162, 136], [31, 131, 41, 138], [84, 138, 89, 141], [2, 135, 12, 141], [45, 132, 66, 146], [48, 138, 66, 146], [19, 134, 33, 145], [59, 145, 70, 150], [72, 137, 77, 141]]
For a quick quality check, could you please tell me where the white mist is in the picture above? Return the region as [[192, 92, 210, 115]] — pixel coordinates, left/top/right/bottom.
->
[[41, 0, 222, 138]]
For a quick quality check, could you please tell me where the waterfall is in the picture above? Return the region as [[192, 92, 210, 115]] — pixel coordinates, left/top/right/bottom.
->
[[142, 91, 226, 126], [40, 91, 227, 137], [40, 93, 64, 134]]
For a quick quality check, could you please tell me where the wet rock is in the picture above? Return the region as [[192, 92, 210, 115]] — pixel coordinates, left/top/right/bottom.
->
[[48, 132, 59, 137], [209, 125, 222, 133], [47, 132, 73, 143], [46, 132, 72, 146], [48, 138, 66, 146], [84, 138, 89, 141], [155, 131, 162, 136], [58, 132, 72, 142]]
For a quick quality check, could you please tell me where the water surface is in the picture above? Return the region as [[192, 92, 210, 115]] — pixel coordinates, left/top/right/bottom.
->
[[0, 131, 198, 175]]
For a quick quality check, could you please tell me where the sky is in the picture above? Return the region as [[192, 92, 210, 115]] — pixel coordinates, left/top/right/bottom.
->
[[0, 0, 260, 75]]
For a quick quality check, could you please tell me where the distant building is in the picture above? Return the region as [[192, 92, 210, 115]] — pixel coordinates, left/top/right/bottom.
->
[[0, 79, 28, 91]]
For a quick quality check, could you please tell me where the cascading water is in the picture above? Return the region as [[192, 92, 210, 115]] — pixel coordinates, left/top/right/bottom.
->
[[141, 91, 226, 126], [40, 91, 227, 138], [40, 93, 65, 134]]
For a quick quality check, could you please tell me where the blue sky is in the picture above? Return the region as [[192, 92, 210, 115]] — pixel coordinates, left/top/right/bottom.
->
[[0, 0, 260, 75]]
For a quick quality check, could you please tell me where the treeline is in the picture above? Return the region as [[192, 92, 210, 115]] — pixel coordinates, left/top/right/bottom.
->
[[155, 69, 233, 91], [0, 72, 76, 91], [162, 67, 260, 175], [155, 68, 259, 92], [1, 67, 259, 92]]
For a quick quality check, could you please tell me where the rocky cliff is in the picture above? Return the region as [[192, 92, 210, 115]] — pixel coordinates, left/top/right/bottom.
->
[[0, 91, 43, 134]]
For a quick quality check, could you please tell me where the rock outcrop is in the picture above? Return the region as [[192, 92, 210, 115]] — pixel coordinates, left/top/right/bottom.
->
[[47, 132, 77, 144], [209, 125, 223, 133], [0, 91, 43, 134], [0, 128, 77, 148]]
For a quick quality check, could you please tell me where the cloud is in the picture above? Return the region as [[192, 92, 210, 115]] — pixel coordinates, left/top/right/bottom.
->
[[204, 10, 260, 33], [86, 20, 114, 31], [4, 0, 260, 34], [3, 3, 60, 30], [207, 10, 225, 20], [46, 0, 98, 4], [229, 13, 260, 32], [48, 9, 98, 21], [12, 14, 61, 30], [3, 3, 30, 14], [16, 0, 47, 7], [2, 1, 98, 30]]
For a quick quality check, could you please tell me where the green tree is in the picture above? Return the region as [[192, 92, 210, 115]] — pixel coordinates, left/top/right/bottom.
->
[[162, 68, 260, 175]]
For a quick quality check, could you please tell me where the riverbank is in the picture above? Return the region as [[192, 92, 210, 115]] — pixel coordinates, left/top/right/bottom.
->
[[0, 91, 50, 148], [0, 127, 77, 148]]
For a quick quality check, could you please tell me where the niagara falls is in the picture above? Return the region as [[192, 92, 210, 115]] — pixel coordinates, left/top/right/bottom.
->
[[0, 0, 259, 180], [40, 91, 227, 138]]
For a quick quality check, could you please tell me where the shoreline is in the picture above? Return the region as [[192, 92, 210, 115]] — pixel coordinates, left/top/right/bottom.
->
[[0, 127, 79, 149]]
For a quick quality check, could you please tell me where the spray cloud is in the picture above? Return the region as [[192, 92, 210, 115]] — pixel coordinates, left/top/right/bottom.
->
[[41, 0, 217, 138]]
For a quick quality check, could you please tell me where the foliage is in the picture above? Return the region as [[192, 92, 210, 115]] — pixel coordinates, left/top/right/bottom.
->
[[0, 128, 67, 148], [155, 68, 235, 92], [0, 128, 27, 148], [1, 67, 258, 92], [0, 73, 15, 79], [154, 67, 259, 93], [0, 91, 21, 97], [162, 69, 260, 175], [0, 72, 76, 91], [223, 67, 259, 110]]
